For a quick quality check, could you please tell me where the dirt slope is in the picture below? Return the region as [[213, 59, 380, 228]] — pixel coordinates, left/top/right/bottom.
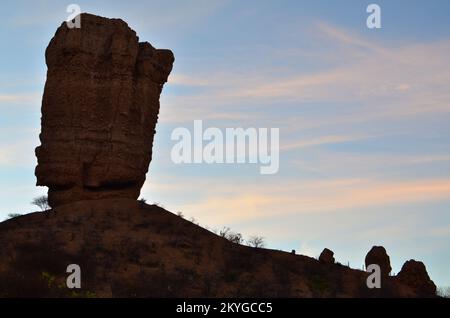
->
[[0, 199, 431, 297]]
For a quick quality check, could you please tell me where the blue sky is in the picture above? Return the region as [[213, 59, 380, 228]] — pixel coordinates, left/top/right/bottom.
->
[[1, 0, 450, 288]]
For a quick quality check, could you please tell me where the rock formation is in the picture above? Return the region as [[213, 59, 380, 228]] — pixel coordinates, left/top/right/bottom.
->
[[0, 12, 435, 298], [35, 13, 174, 207], [319, 248, 335, 264], [397, 260, 437, 296], [365, 246, 392, 277]]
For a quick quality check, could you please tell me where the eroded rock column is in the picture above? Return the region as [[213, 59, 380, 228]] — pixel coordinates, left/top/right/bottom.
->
[[35, 13, 174, 207]]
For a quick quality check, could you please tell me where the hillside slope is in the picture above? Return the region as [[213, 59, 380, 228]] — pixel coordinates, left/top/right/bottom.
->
[[0, 199, 433, 297]]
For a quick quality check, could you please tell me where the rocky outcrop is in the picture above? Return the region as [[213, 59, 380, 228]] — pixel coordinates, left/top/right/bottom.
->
[[319, 248, 335, 264], [35, 13, 174, 207], [397, 260, 437, 297], [365, 246, 392, 278]]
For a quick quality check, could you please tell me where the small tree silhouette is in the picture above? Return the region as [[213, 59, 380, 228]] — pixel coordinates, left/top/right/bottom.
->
[[31, 195, 50, 211], [227, 232, 244, 244], [138, 198, 147, 209], [219, 227, 244, 244], [219, 226, 231, 238], [7, 213, 22, 219], [247, 236, 265, 248], [176, 211, 184, 218], [437, 286, 450, 298]]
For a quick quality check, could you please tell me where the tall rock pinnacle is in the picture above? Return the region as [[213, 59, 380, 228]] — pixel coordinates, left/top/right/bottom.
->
[[35, 13, 174, 207]]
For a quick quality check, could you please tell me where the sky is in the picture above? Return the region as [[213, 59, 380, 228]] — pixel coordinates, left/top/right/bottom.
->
[[1, 0, 450, 288]]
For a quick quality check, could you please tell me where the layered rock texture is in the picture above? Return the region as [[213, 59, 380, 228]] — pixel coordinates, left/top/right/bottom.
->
[[35, 13, 174, 207]]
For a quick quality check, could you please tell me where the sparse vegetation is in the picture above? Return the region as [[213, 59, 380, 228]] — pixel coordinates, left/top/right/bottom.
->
[[226, 232, 244, 245], [0, 199, 435, 297], [309, 274, 330, 294], [219, 226, 231, 238], [152, 201, 165, 209], [189, 217, 198, 225], [7, 213, 22, 219], [176, 211, 184, 218], [219, 227, 244, 245], [437, 286, 450, 298], [138, 198, 147, 208], [31, 195, 50, 211], [247, 236, 265, 248]]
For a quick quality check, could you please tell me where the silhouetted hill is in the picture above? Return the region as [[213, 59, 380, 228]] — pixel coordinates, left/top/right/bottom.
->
[[0, 199, 434, 297]]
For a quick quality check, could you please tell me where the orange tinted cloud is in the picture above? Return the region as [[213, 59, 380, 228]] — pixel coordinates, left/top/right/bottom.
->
[[143, 177, 450, 225]]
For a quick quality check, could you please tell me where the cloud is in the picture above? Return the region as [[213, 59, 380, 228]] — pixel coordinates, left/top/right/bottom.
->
[[163, 22, 450, 128], [280, 133, 373, 151], [290, 151, 450, 176], [0, 93, 41, 107], [158, 25, 450, 230], [297, 242, 321, 259], [428, 225, 450, 238], [0, 138, 39, 167], [142, 175, 450, 226], [314, 21, 387, 55]]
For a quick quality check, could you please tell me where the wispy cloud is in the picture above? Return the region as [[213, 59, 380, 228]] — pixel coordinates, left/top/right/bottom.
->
[[314, 21, 387, 55], [0, 138, 39, 167], [142, 176, 450, 226], [0, 93, 40, 106], [428, 225, 450, 238], [291, 151, 450, 175], [280, 133, 373, 151], [164, 22, 450, 127]]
